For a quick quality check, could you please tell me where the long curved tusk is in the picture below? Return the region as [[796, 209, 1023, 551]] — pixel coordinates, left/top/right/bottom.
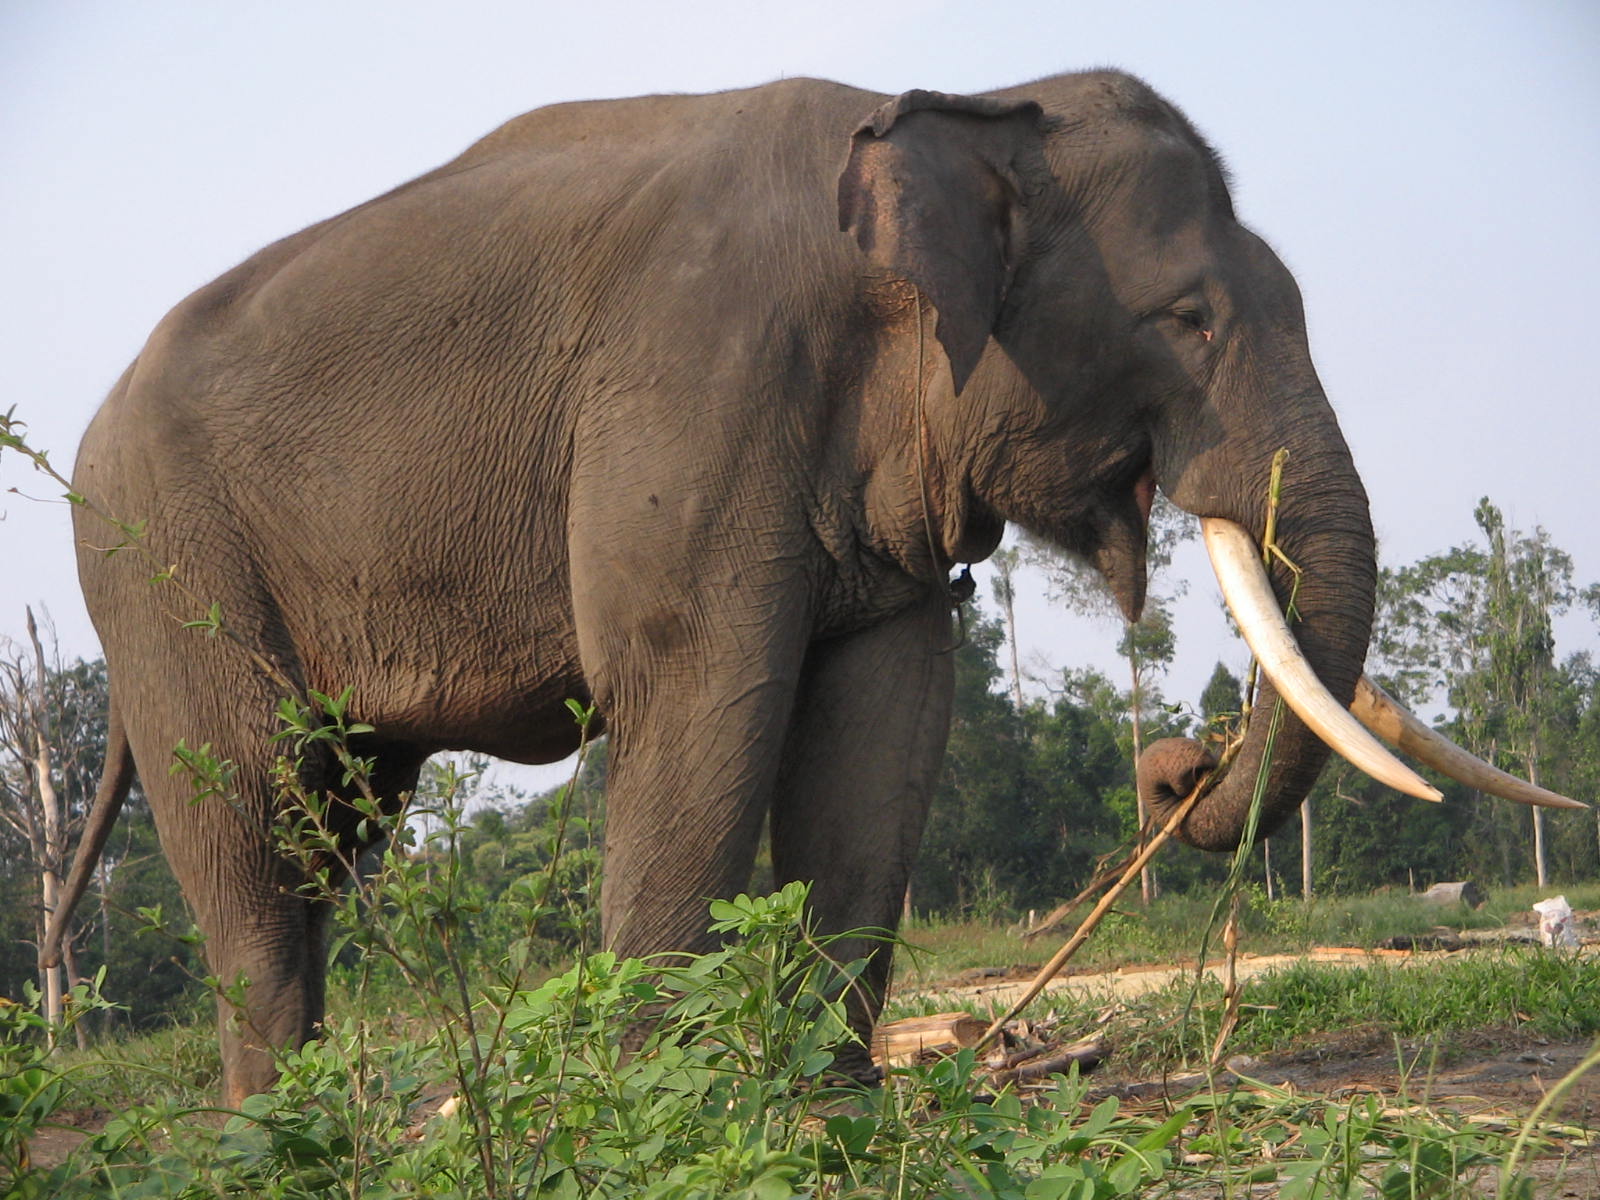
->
[[1201, 518, 1444, 802], [1352, 677, 1586, 809]]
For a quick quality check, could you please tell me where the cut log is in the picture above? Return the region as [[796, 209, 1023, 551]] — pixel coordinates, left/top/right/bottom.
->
[[1418, 881, 1485, 908], [990, 1037, 1106, 1087], [871, 1012, 988, 1067]]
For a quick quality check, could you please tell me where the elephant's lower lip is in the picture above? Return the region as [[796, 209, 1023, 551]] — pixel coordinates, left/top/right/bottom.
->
[[1133, 467, 1156, 526]]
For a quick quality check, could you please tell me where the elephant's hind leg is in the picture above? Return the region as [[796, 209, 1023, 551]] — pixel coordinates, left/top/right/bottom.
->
[[123, 642, 427, 1102]]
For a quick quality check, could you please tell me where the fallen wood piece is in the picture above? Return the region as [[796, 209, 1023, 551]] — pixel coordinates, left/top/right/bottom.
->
[[997, 1043, 1055, 1072], [990, 1037, 1106, 1087], [872, 1012, 988, 1067]]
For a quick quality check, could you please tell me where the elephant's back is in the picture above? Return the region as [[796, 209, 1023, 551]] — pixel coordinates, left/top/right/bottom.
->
[[453, 77, 883, 176]]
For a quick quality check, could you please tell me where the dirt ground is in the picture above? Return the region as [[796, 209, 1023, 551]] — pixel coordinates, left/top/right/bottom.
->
[[905, 941, 1600, 1194], [910, 943, 1599, 1115]]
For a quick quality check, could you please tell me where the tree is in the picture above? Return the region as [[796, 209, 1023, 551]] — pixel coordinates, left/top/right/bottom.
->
[[908, 605, 1140, 918], [0, 611, 97, 1038], [0, 635, 197, 1035], [445, 742, 609, 962], [1467, 500, 1570, 885], [912, 607, 1031, 916], [1199, 662, 1243, 730], [988, 545, 1026, 711], [1371, 499, 1589, 887]]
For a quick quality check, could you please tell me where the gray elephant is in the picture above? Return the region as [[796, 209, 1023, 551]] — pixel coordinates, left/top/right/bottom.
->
[[45, 72, 1565, 1102]]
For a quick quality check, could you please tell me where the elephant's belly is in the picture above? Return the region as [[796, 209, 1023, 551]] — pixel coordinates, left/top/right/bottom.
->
[[441, 692, 600, 765], [304, 634, 594, 766]]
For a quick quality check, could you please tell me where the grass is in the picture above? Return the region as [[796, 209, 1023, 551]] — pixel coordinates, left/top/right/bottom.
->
[[48, 1018, 220, 1113], [45, 887, 1600, 1107], [896, 882, 1600, 986], [893, 886, 1600, 1084], [1002, 947, 1600, 1075]]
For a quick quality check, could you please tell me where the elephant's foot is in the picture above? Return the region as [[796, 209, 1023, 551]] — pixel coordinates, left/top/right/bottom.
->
[[821, 1040, 884, 1088]]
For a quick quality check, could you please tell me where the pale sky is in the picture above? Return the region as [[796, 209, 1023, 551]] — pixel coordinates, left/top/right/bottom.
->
[[3, 1, 1597, 789]]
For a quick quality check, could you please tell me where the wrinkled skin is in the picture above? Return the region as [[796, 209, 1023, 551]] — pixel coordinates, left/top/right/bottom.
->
[[74, 72, 1373, 1100]]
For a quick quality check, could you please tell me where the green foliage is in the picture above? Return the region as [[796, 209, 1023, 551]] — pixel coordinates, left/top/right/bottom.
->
[[0, 969, 120, 1196], [1367, 498, 1600, 889], [8, 898, 1582, 1197], [7, 878, 1200, 1199]]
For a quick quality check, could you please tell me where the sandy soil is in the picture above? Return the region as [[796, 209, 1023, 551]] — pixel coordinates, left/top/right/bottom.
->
[[902, 940, 1600, 1195]]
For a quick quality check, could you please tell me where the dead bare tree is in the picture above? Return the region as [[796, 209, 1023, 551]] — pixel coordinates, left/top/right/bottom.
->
[[0, 609, 99, 1048]]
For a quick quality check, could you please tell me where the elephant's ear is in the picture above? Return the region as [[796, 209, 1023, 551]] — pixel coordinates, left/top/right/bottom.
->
[[838, 89, 1045, 392]]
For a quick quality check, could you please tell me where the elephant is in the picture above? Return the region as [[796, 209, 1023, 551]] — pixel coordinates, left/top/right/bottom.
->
[[43, 71, 1569, 1103]]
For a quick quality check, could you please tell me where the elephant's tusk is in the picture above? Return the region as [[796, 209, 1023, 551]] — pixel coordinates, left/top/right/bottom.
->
[[1352, 676, 1586, 810], [1201, 518, 1444, 803]]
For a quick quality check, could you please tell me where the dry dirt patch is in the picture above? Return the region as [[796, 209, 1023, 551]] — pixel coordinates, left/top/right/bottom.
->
[[896, 941, 1600, 1190]]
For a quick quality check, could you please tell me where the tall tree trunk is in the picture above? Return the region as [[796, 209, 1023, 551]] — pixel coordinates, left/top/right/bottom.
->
[[1300, 797, 1313, 899], [1529, 758, 1548, 888], [1004, 599, 1023, 714], [27, 610, 66, 1042], [99, 855, 115, 1036], [992, 550, 1025, 712], [60, 925, 88, 1051], [37, 859, 62, 1041]]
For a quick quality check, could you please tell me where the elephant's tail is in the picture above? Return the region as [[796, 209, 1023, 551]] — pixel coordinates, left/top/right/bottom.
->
[[39, 702, 136, 971]]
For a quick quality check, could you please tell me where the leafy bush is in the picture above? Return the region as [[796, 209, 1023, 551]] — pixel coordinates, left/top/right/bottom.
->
[[9, 874, 1588, 1197], [8, 882, 1200, 1199]]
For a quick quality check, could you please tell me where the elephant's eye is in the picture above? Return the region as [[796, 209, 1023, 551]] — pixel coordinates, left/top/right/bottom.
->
[[1171, 308, 1214, 342]]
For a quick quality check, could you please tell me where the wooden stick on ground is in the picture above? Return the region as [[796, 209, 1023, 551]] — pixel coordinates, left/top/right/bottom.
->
[[973, 775, 1214, 1054], [872, 1012, 988, 1068], [990, 1038, 1106, 1087]]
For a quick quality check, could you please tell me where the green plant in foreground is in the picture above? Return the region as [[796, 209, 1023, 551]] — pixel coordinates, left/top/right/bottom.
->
[[3, 883, 1181, 1198], [0, 970, 119, 1198], [15, 888, 1587, 1197]]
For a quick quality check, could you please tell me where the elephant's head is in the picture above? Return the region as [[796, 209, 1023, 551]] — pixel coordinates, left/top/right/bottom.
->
[[838, 74, 1570, 850]]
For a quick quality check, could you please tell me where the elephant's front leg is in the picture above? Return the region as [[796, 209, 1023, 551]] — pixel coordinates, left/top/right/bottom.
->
[[770, 591, 955, 1079], [588, 588, 811, 967]]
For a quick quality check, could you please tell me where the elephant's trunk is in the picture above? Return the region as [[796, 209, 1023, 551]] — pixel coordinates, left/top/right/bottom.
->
[[1141, 413, 1377, 851]]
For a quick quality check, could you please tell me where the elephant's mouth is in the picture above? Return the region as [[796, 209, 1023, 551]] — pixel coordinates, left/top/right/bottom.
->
[[1083, 463, 1157, 623], [1198, 517, 1583, 812]]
